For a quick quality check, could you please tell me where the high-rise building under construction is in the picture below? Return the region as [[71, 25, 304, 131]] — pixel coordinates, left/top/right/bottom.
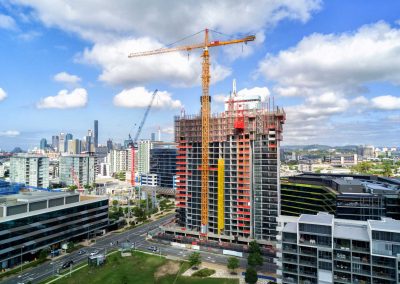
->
[[174, 90, 285, 243]]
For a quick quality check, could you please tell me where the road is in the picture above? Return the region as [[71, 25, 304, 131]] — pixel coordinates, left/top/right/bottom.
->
[[4, 215, 275, 284], [4, 215, 174, 284]]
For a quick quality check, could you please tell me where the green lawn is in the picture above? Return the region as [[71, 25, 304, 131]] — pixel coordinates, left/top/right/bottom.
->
[[52, 251, 238, 284]]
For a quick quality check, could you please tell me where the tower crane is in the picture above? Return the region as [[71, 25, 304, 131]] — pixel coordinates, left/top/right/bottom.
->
[[129, 89, 158, 186], [128, 29, 255, 235]]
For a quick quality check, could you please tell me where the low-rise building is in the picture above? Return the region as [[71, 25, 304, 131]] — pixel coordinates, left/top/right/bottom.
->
[[0, 191, 108, 268]]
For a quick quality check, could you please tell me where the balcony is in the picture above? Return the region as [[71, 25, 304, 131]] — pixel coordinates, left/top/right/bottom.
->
[[352, 269, 371, 276], [353, 246, 370, 253], [282, 257, 298, 265], [282, 276, 297, 284]]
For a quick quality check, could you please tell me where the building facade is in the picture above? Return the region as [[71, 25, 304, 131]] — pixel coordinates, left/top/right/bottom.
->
[[140, 173, 158, 186], [0, 192, 108, 268], [149, 142, 177, 188], [59, 154, 95, 187], [67, 139, 82, 155], [51, 135, 59, 151], [137, 140, 153, 174], [10, 154, 49, 188], [94, 120, 99, 149], [107, 149, 130, 175], [173, 94, 285, 243], [277, 212, 400, 284], [280, 173, 400, 221]]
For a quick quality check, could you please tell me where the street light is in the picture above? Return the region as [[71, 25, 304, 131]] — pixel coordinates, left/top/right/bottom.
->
[[20, 245, 24, 273], [50, 262, 55, 276]]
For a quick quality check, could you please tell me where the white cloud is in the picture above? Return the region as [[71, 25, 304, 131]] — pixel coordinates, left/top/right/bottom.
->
[[14, 1, 321, 42], [0, 88, 7, 101], [13, 1, 320, 87], [213, 86, 270, 104], [257, 21, 400, 143], [113, 87, 182, 109], [0, 14, 17, 30], [371, 95, 400, 110], [161, 126, 174, 134], [53, 72, 81, 84], [37, 88, 88, 109], [259, 21, 400, 94], [237, 86, 270, 102], [0, 130, 20, 137], [79, 37, 231, 87]]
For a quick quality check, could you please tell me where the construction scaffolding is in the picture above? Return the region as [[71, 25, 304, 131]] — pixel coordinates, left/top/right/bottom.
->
[[175, 98, 285, 242]]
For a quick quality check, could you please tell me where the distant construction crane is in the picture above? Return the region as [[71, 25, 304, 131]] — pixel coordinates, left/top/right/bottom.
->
[[129, 89, 158, 186], [128, 29, 255, 235], [71, 167, 83, 192]]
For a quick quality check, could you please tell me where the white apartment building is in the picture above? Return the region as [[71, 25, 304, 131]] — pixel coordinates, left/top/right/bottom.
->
[[277, 212, 400, 284], [138, 140, 153, 174], [10, 154, 49, 188], [59, 154, 95, 187]]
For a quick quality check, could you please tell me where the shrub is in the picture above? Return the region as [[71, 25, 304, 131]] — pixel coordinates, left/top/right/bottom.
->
[[192, 268, 215, 277]]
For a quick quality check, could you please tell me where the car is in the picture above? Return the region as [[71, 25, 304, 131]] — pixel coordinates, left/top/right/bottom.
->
[[147, 246, 157, 252], [78, 249, 86, 255], [61, 260, 73, 269], [90, 250, 99, 256]]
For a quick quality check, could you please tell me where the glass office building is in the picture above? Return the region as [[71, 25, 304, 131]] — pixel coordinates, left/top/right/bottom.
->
[[0, 192, 108, 269]]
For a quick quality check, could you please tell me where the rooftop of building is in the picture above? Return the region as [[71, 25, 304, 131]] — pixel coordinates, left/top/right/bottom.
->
[[368, 217, 400, 232], [283, 212, 400, 241], [299, 212, 333, 225], [11, 153, 47, 158], [333, 223, 369, 241], [286, 173, 400, 195], [0, 191, 108, 221], [0, 191, 78, 206]]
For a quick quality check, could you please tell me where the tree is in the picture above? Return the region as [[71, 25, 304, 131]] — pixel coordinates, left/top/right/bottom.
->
[[247, 252, 263, 267], [227, 257, 239, 274], [112, 200, 118, 207], [38, 248, 49, 261], [382, 163, 392, 177], [188, 252, 201, 269], [245, 267, 258, 284], [68, 185, 77, 191], [248, 241, 261, 254]]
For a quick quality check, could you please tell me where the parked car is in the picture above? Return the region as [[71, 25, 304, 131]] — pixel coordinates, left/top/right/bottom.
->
[[90, 250, 99, 256], [78, 249, 86, 255]]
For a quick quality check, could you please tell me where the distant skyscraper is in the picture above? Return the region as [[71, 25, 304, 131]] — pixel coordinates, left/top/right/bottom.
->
[[40, 138, 47, 150], [94, 120, 99, 148], [151, 133, 156, 141], [51, 135, 59, 151], [106, 139, 113, 152], [59, 133, 65, 153], [68, 139, 81, 154], [65, 133, 73, 153]]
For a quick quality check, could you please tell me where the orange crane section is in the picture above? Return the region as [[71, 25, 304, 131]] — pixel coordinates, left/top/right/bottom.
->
[[128, 29, 255, 235]]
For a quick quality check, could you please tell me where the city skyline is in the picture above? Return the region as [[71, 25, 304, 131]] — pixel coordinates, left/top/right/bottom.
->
[[0, 1, 400, 150]]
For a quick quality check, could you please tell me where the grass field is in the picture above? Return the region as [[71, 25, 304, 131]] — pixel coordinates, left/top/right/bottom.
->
[[52, 251, 238, 284]]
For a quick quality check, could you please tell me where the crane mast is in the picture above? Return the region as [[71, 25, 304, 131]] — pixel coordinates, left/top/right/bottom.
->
[[128, 29, 255, 236], [130, 89, 158, 186]]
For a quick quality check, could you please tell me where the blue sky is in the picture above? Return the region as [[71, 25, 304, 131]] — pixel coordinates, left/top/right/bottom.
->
[[0, 0, 399, 150]]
